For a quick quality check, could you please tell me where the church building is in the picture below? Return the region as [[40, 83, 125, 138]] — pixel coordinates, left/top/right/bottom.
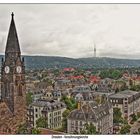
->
[[0, 13, 26, 134]]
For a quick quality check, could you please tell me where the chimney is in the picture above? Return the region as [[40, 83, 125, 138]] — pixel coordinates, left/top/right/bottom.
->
[[77, 101, 81, 110]]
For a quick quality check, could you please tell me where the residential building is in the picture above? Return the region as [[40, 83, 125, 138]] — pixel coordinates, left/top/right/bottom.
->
[[27, 99, 66, 129], [67, 101, 113, 134], [109, 90, 140, 119]]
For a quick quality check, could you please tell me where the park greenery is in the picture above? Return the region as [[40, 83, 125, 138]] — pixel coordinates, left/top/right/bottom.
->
[[99, 69, 122, 80]]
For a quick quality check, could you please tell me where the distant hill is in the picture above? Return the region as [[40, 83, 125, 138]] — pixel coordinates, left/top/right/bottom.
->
[[0, 55, 140, 70]]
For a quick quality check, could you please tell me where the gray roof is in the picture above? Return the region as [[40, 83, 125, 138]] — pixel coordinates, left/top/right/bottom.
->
[[75, 92, 94, 101], [109, 90, 139, 99], [72, 85, 91, 93], [30, 99, 66, 111], [68, 101, 112, 122]]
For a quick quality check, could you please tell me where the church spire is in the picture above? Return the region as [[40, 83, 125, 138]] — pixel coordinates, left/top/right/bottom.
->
[[5, 12, 21, 54]]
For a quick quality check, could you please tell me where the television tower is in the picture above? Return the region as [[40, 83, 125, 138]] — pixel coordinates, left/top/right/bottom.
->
[[94, 43, 96, 57]]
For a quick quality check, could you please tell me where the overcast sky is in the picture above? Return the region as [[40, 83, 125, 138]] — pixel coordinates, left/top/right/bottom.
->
[[0, 4, 140, 59]]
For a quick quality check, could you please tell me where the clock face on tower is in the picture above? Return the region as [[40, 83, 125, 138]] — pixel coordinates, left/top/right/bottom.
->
[[5, 66, 10, 73], [16, 66, 22, 73]]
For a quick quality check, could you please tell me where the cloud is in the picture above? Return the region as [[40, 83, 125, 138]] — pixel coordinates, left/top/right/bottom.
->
[[0, 4, 140, 59]]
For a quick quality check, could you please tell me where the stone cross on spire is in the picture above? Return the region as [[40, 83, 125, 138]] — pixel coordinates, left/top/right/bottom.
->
[[11, 12, 14, 18]]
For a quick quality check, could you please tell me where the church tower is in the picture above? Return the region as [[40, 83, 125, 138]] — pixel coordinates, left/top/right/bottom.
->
[[1, 13, 26, 114]]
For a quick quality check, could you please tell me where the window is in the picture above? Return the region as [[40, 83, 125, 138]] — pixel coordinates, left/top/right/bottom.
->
[[35, 108, 38, 112], [35, 114, 38, 118], [71, 121, 74, 125], [124, 110, 128, 113], [75, 121, 78, 126]]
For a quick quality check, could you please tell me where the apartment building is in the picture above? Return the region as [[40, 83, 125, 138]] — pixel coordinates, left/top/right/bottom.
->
[[27, 99, 66, 129], [67, 101, 113, 134], [109, 90, 140, 119]]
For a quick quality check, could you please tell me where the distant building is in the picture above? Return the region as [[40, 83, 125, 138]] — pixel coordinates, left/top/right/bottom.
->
[[32, 92, 44, 101], [72, 85, 92, 94], [74, 92, 94, 103], [67, 101, 113, 134], [55, 79, 72, 90], [109, 90, 140, 119], [27, 99, 66, 129], [41, 90, 62, 101]]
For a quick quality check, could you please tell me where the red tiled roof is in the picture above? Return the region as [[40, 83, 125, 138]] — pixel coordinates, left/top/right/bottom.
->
[[63, 68, 75, 71], [69, 75, 84, 79], [89, 76, 100, 83]]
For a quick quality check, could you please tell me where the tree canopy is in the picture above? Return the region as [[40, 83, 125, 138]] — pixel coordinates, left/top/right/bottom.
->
[[36, 117, 47, 128], [113, 108, 123, 124]]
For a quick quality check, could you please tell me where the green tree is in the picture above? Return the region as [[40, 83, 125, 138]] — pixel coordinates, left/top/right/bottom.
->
[[130, 114, 137, 122], [121, 118, 128, 125], [137, 112, 140, 118], [86, 123, 97, 134], [61, 96, 77, 111], [80, 129, 86, 134], [130, 85, 140, 91], [99, 69, 122, 80], [111, 70, 122, 79], [36, 117, 47, 128], [62, 109, 70, 118], [31, 128, 41, 134], [81, 123, 97, 134], [62, 109, 70, 132], [120, 124, 131, 134], [113, 108, 123, 124], [16, 123, 28, 134], [26, 92, 33, 106]]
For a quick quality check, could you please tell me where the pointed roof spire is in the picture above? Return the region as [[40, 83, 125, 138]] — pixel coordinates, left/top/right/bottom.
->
[[11, 12, 14, 18], [5, 12, 21, 53]]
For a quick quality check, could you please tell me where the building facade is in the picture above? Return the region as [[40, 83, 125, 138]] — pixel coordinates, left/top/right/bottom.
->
[[109, 90, 140, 119], [67, 101, 113, 134], [27, 99, 66, 129]]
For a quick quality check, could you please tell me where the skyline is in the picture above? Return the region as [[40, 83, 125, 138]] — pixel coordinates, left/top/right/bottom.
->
[[0, 4, 140, 59]]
